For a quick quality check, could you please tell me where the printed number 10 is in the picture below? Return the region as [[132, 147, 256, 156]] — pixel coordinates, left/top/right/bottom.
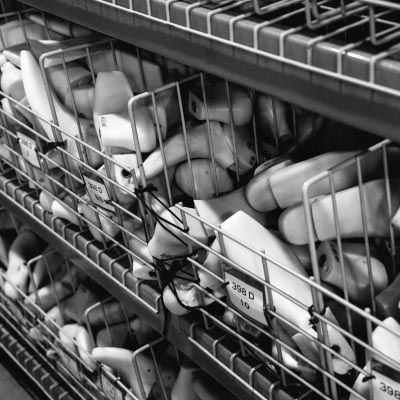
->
[[241, 299, 250, 309]]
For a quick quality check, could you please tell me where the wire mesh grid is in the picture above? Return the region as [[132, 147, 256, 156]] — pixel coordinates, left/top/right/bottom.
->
[[77, 0, 400, 101], [140, 139, 400, 400], [1, 5, 399, 400], [0, 13, 183, 315], [0, 229, 179, 400], [0, 8, 312, 294], [0, 248, 108, 400], [0, 92, 164, 316]]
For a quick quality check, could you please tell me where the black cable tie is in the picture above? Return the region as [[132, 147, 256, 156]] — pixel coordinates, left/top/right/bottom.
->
[[134, 183, 157, 195], [221, 281, 230, 288], [308, 304, 323, 327], [308, 305, 327, 324], [308, 305, 315, 316], [362, 375, 375, 383], [42, 140, 66, 153]]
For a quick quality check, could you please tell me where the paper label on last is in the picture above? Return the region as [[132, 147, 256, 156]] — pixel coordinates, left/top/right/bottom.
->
[[80, 169, 115, 213], [17, 132, 40, 168], [372, 358, 400, 400], [224, 271, 268, 326]]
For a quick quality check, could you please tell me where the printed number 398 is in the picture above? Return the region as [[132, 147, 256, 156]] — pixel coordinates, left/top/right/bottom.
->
[[379, 382, 400, 398]]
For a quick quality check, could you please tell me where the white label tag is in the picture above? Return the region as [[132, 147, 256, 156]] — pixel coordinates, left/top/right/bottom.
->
[[81, 171, 115, 213], [225, 271, 268, 326], [372, 359, 400, 400], [17, 132, 40, 168], [59, 351, 80, 378], [101, 373, 123, 400]]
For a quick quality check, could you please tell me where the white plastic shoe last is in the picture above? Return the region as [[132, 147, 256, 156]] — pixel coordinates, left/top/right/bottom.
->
[[1, 61, 25, 101], [174, 159, 234, 200], [189, 81, 253, 126], [140, 121, 256, 180], [91, 347, 158, 398], [90, 47, 163, 92], [64, 84, 94, 119], [20, 51, 102, 174], [0, 19, 62, 51], [317, 241, 388, 304], [93, 71, 133, 143], [256, 94, 292, 146], [221, 211, 355, 374], [279, 179, 400, 245], [350, 317, 400, 400]]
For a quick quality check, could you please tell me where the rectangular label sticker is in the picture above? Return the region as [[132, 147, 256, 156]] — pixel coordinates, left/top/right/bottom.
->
[[17, 132, 40, 168], [224, 271, 268, 326], [372, 358, 400, 400], [80, 168, 115, 213]]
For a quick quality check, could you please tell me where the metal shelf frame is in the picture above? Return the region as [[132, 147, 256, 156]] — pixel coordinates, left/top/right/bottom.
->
[[0, 172, 165, 333], [0, 318, 79, 400], [17, 0, 400, 141], [0, 167, 306, 400]]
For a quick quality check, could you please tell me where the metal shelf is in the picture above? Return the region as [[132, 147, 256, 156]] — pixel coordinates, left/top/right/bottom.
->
[[17, 0, 400, 142], [0, 168, 309, 400], [0, 318, 77, 400], [0, 172, 165, 334], [167, 313, 314, 400]]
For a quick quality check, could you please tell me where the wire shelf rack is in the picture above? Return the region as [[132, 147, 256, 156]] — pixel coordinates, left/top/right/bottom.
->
[[0, 4, 400, 400], [0, 320, 75, 400], [0, 238, 180, 400], [15, 0, 400, 140], [143, 138, 400, 400]]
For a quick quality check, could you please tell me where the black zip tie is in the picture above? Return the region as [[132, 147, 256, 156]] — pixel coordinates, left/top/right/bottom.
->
[[133, 186, 191, 248], [308, 304, 327, 327], [362, 375, 375, 382], [221, 281, 230, 288], [134, 183, 158, 195], [153, 252, 208, 313], [153, 253, 193, 278], [134, 183, 188, 232], [42, 140, 66, 153]]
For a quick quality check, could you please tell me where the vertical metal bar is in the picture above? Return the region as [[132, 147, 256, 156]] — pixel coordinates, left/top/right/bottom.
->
[[199, 74, 220, 197], [150, 91, 173, 206], [128, 96, 154, 238], [356, 156, 376, 316], [271, 97, 280, 155], [382, 145, 396, 276], [176, 81, 197, 199], [225, 80, 240, 183], [60, 53, 89, 165], [261, 251, 287, 386], [328, 170, 356, 357], [249, 89, 260, 165], [365, 308, 375, 400], [150, 346, 169, 400], [135, 47, 147, 92], [309, 277, 331, 398]]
